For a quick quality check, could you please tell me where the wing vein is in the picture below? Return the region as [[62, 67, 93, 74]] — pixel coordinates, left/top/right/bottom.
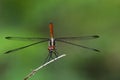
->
[[4, 40, 48, 54], [5, 37, 49, 41], [56, 39, 100, 52], [55, 35, 99, 40]]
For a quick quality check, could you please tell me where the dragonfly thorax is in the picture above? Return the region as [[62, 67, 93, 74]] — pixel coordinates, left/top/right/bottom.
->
[[48, 38, 55, 51], [49, 38, 55, 46]]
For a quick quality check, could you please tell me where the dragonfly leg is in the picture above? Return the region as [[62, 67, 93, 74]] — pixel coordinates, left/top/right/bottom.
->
[[43, 53, 50, 64], [43, 50, 60, 64], [49, 51, 54, 59], [53, 50, 59, 58], [43, 51, 53, 63]]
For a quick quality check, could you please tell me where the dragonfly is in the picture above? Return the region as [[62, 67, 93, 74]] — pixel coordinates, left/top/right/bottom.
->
[[4, 22, 100, 62]]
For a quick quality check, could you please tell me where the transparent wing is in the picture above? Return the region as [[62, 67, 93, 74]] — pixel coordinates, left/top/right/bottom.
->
[[5, 37, 49, 41], [55, 35, 99, 40], [4, 40, 48, 54], [56, 39, 100, 52]]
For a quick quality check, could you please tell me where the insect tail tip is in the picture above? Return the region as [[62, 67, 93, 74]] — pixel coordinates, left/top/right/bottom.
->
[[49, 22, 53, 24]]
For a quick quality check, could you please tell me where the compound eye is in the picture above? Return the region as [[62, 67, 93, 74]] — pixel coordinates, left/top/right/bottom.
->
[[49, 41, 52, 46], [53, 40, 55, 45]]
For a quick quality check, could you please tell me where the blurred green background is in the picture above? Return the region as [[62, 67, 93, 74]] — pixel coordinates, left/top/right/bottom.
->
[[0, 0, 120, 80]]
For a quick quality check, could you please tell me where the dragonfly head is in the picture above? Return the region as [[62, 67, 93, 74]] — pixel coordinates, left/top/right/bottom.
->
[[48, 46, 55, 52]]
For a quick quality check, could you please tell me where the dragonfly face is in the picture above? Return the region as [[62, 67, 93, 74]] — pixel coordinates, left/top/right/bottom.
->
[[48, 38, 56, 52]]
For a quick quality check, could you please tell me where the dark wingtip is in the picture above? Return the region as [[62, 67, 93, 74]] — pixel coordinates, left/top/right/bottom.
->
[[93, 49, 100, 52], [93, 35, 99, 38], [4, 51, 12, 54], [5, 37, 11, 39]]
